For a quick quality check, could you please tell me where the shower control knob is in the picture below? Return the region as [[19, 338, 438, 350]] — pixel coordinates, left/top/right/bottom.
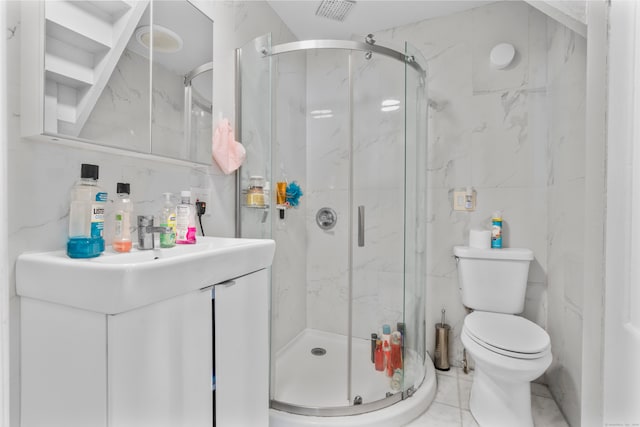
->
[[316, 207, 337, 230]]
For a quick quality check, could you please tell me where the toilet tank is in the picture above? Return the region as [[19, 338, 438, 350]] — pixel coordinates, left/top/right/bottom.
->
[[453, 246, 534, 314]]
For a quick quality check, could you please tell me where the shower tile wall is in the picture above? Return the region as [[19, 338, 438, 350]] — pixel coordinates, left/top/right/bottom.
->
[[305, 49, 351, 336], [270, 52, 309, 354], [304, 49, 407, 341], [378, 3, 586, 425]]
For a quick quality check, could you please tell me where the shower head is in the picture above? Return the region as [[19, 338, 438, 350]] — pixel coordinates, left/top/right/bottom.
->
[[315, 0, 356, 22]]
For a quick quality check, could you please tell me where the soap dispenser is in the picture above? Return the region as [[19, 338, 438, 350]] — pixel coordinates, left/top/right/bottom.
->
[[176, 190, 197, 244], [159, 192, 176, 248]]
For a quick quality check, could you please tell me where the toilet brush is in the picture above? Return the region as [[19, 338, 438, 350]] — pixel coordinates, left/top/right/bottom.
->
[[435, 308, 451, 371]]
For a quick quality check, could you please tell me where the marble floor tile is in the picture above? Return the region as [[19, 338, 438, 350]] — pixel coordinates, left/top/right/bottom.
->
[[435, 366, 458, 378], [405, 401, 462, 427], [404, 376, 569, 427], [434, 373, 460, 407], [532, 381, 554, 398], [461, 410, 479, 427], [457, 376, 473, 410], [532, 395, 570, 427]]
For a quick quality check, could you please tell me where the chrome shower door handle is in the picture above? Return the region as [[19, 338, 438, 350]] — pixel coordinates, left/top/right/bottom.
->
[[358, 205, 365, 247]]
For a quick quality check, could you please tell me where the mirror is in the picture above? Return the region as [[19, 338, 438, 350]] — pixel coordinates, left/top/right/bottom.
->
[[41, 0, 213, 164]]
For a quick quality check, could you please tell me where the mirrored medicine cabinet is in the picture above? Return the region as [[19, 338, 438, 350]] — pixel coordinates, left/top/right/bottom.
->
[[21, 0, 213, 164]]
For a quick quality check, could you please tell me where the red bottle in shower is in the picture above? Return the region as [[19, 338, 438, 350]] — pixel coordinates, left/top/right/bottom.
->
[[374, 340, 384, 371], [390, 331, 403, 370], [383, 340, 392, 377]]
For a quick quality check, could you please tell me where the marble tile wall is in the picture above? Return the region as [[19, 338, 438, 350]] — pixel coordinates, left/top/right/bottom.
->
[[270, 51, 309, 353], [5, 1, 296, 425], [545, 19, 587, 427], [303, 49, 410, 341]]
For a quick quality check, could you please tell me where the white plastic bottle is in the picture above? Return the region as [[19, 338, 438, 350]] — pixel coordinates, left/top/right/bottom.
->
[[175, 190, 197, 244], [160, 192, 176, 248], [112, 183, 133, 253], [67, 164, 107, 258]]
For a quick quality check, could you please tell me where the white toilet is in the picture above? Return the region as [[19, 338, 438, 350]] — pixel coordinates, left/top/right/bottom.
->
[[454, 246, 552, 427]]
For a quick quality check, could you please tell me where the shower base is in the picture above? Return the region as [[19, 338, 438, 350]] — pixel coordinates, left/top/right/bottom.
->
[[270, 328, 436, 427]]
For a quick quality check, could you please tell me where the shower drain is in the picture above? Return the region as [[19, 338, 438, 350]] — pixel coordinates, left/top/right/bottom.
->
[[311, 347, 327, 356]]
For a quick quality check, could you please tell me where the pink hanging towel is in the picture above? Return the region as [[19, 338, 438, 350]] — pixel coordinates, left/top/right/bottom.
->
[[212, 118, 246, 174]]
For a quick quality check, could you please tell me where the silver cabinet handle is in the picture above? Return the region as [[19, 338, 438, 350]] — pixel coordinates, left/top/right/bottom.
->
[[358, 205, 365, 247]]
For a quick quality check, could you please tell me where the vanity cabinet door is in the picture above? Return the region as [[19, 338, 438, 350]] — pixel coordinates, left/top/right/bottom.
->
[[107, 287, 213, 427], [214, 269, 270, 426], [21, 298, 108, 427]]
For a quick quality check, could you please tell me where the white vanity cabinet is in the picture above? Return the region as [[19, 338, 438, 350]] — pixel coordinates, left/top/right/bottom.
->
[[20, 268, 269, 427]]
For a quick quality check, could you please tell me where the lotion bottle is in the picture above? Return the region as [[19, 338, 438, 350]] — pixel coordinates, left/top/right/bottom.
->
[[112, 182, 132, 253], [176, 190, 197, 244]]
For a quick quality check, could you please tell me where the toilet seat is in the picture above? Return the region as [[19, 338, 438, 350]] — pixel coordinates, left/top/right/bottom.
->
[[463, 311, 550, 360]]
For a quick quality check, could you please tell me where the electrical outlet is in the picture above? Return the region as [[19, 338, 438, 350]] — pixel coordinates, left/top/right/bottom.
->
[[453, 188, 476, 211], [190, 186, 211, 207]]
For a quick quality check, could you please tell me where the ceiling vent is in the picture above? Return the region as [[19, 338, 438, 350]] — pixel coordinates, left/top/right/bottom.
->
[[315, 0, 356, 22]]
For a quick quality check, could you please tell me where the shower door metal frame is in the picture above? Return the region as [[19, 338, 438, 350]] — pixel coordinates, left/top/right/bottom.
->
[[270, 39, 425, 75], [236, 35, 427, 418]]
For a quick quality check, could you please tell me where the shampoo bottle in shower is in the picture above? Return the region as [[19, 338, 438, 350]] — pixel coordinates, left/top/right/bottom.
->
[[374, 340, 384, 372], [383, 340, 392, 377], [381, 324, 391, 350], [390, 331, 403, 370]]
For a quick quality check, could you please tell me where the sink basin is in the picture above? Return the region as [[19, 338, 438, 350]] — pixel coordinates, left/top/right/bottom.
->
[[16, 237, 275, 314]]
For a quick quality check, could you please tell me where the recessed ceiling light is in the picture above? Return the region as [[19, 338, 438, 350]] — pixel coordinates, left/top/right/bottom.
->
[[381, 99, 400, 112], [135, 25, 183, 53], [311, 109, 334, 119]]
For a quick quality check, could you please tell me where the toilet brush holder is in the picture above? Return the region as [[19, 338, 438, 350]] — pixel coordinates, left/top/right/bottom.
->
[[434, 308, 451, 371]]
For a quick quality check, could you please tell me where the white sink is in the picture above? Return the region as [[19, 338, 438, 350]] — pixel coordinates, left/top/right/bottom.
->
[[16, 237, 275, 314]]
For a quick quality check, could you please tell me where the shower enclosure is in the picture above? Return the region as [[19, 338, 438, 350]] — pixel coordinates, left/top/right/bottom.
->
[[237, 33, 429, 421], [183, 62, 213, 161]]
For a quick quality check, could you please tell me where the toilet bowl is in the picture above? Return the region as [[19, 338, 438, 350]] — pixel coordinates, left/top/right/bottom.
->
[[461, 311, 552, 427], [453, 246, 552, 427]]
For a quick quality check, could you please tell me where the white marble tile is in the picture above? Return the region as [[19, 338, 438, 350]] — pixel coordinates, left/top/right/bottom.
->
[[461, 410, 479, 427], [523, 281, 548, 329], [434, 373, 460, 408], [458, 375, 473, 411], [532, 395, 570, 427], [532, 382, 554, 399], [404, 401, 462, 427], [471, 1, 531, 93]]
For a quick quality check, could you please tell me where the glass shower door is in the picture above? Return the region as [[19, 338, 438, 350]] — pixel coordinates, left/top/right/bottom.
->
[[350, 49, 408, 406]]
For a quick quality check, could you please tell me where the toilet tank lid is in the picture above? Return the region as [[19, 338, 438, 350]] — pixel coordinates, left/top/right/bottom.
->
[[453, 246, 534, 261]]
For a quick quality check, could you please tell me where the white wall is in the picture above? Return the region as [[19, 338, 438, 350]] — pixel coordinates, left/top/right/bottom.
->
[[545, 18, 587, 427], [1, 4, 10, 427], [4, 1, 294, 425]]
